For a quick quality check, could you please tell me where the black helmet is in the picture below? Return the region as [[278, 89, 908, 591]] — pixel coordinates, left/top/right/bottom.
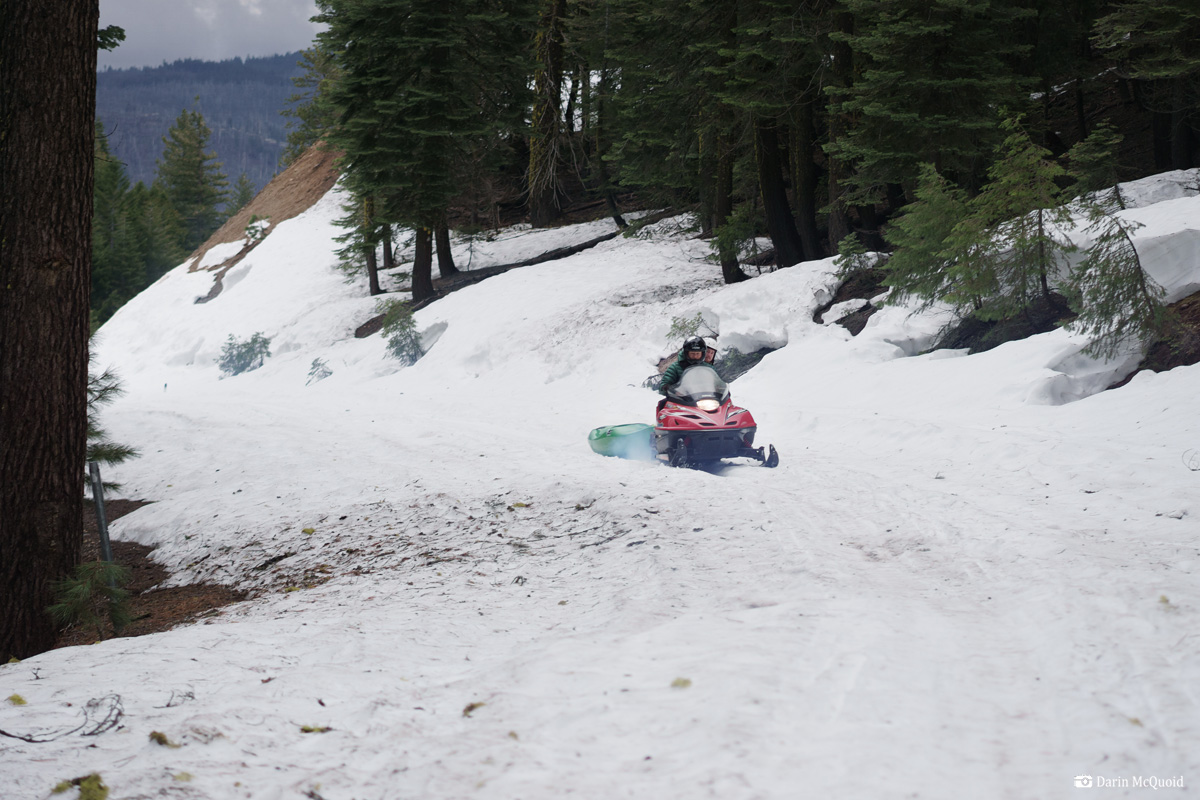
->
[[683, 335, 706, 362]]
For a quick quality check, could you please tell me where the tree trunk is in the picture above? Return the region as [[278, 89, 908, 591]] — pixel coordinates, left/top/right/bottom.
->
[[1074, 78, 1088, 141], [381, 226, 395, 272], [1, 0, 98, 660], [790, 102, 823, 261], [366, 248, 382, 296], [593, 67, 627, 230], [825, 7, 854, 251], [698, 129, 717, 236], [854, 203, 886, 252], [529, 0, 567, 227], [755, 118, 805, 268], [563, 67, 578, 135], [411, 226, 436, 302], [1151, 109, 1174, 171], [1170, 77, 1193, 170], [435, 222, 458, 277], [716, 132, 748, 284], [363, 197, 382, 296]]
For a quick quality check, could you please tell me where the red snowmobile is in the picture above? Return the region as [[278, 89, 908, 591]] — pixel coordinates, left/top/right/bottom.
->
[[655, 364, 778, 468]]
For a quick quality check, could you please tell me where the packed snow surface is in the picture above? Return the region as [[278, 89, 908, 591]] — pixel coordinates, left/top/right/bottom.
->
[[4, 174, 1199, 800]]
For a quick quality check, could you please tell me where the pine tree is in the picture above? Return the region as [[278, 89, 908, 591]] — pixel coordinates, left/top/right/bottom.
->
[[229, 173, 256, 215], [719, 0, 816, 267], [941, 212, 1001, 315], [881, 163, 970, 309], [127, 182, 186, 284], [155, 108, 229, 252], [87, 348, 138, 471], [1066, 203, 1172, 358], [317, 0, 534, 301], [604, 0, 761, 282], [564, 0, 629, 229], [92, 121, 144, 324], [606, 0, 722, 205], [828, 0, 1031, 202], [1093, 0, 1200, 169], [332, 193, 386, 296], [1024, 0, 1102, 141], [964, 116, 1076, 321], [280, 43, 342, 167], [529, 0, 568, 227], [1066, 123, 1128, 203]]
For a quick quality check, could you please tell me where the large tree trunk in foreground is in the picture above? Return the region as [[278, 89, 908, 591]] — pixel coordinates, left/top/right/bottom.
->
[[1, 0, 98, 660]]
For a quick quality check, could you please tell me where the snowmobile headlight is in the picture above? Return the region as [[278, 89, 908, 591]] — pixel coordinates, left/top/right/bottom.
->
[[697, 399, 720, 412]]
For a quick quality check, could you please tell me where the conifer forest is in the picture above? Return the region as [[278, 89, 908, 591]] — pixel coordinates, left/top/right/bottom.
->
[[91, 0, 1199, 339]]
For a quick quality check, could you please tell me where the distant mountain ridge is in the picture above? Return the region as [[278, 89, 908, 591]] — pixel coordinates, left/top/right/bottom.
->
[[96, 53, 306, 199]]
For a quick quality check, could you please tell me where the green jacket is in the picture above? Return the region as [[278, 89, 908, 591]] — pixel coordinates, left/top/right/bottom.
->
[[659, 350, 694, 395]]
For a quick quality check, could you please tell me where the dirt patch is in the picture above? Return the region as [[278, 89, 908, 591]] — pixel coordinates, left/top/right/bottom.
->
[[53, 499, 247, 649], [187, 145, 341, 302]]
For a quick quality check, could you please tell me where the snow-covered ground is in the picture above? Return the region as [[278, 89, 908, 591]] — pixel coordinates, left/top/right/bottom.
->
[[4, 172, 1199, 800]]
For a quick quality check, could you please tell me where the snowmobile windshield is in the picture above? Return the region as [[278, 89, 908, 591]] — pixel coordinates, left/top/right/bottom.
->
[[668, 364, 729, 406]]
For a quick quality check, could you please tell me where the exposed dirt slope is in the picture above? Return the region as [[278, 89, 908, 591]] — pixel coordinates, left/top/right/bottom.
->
[[188, 145, 341, 301]]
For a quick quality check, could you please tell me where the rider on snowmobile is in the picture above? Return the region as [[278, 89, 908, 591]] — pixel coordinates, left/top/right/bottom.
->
[[659, 335, 712, 397]]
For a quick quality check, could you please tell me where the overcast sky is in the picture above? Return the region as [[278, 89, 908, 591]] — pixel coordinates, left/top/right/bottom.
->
[[99, 0, 324, 70]]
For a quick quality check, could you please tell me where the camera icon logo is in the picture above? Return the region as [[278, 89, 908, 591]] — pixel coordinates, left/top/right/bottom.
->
[[1075, 776, 1094, 788]]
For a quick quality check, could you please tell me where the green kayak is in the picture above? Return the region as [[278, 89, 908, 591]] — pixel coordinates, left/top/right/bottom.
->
[[587, 423, 656, 460]]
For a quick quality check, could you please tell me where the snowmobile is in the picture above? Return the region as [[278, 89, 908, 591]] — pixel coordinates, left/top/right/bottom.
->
[[653, 363, 778, 468], [586, 363, 778, 468]]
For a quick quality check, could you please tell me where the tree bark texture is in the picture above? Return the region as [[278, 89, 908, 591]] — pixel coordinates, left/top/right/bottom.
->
[[435, 222, 458, 278], [790, 102, 824, 261], [592, 68, 626, 230], [411, 227, 436, 302], [716, 133, 748, 285], [363, 197, 382, 296], [1, 0, 98, 660], [754, 119, 806, 268], [366, 247, 382, 296], [825, 8, 854, 251], [698, 129, 717, 236], [1170, 78, 1194, 170], [381, 227, 395, 273], [528, 0, 567, 228]]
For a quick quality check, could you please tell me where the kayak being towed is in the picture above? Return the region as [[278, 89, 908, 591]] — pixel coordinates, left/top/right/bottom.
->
[[587, 423, 655, 461], [588, 365, 778, 468]]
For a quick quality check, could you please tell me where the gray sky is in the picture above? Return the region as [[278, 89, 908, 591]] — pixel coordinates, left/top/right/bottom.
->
[[99, 0, 324, 70]]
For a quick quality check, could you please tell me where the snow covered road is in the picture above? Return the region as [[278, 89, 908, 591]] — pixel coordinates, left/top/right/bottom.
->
[[4, 182, 1198, 799]]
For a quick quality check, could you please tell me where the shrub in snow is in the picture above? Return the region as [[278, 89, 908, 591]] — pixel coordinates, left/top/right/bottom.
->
[[87, 342, 139, 486], [667, 312, 716, 343], [307, 357, 332, 385], [710, 203, 764, 264], [244, 214, 270, 244], [49, 561, 132, 640], [218, 332, 271, 376], [376, 298, 423, 365]]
